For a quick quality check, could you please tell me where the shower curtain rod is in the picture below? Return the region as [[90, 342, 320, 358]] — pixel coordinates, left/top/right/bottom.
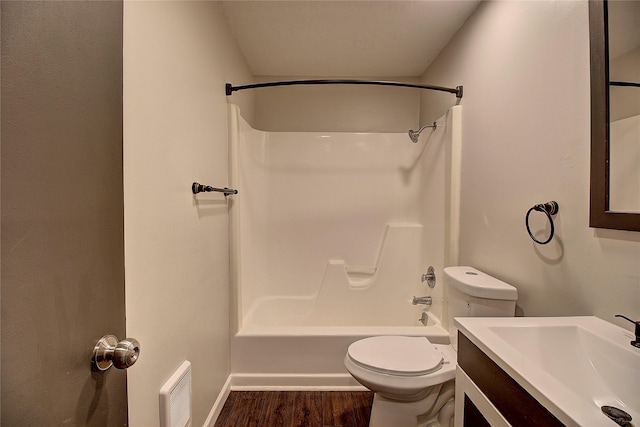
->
[[225, 79, 463, 99]]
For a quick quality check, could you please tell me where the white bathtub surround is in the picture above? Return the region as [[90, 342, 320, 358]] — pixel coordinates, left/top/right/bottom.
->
[[246, 223, 425, 327], [228, 104, 462, 388], [230, 106, 439, 323]]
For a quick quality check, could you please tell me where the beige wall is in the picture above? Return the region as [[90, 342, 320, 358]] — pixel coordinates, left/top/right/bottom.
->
[[123, 2, 253, 426], [420, 1, 639, 325], [253, 76, 420, 132], [121, 2, 640, 424]]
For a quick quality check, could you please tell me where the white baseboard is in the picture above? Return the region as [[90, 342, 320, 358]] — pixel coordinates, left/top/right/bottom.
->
[[203, 375, 232, 427]]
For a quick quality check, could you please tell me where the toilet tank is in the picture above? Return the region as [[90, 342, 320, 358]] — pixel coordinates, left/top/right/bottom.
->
[[445, 266, 518, 351]]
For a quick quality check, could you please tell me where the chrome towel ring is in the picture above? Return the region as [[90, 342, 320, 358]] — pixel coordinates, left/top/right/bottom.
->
[[526, 201, 559, 245]]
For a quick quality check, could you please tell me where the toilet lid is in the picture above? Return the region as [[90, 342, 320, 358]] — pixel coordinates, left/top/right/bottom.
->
[[347, 336, 443, 376]]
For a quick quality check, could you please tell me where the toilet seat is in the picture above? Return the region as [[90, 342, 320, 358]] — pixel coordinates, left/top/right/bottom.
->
[[347, 336, 443, 377]]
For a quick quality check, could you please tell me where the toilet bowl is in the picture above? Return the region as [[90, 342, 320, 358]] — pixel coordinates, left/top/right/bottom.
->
[[344, 266, 518, 427]]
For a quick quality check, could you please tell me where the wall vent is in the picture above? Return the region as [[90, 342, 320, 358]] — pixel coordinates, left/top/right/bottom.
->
[[159, 361, 192, 427]]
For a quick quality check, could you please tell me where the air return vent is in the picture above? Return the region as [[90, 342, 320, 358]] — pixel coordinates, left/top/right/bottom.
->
[[159, 361, 192, 427]]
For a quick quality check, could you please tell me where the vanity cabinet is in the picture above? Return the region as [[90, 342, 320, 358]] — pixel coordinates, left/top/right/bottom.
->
[[455, 332, 565, 427]]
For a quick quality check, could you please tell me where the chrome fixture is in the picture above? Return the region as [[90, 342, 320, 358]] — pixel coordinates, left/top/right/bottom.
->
[[192, 182, 238, 196], [422, 266, 436, 288], [412, 296, 432, 306], [408, 122, 437, 143], [615, 314, 640, 348], [418, 312, 430, 326], [92, 335, 140, 371]]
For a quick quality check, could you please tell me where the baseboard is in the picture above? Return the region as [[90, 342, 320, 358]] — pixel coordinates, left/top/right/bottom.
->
[[230, 373, 367, 391], [203, 375, 232, 427]]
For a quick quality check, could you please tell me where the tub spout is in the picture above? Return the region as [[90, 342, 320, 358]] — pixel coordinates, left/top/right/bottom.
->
[[412, 296, 432, 306]]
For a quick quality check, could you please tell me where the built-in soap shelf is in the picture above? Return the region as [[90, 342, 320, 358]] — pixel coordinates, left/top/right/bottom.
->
[[319, 223, 422, 293], [344, 266, 377, 288]]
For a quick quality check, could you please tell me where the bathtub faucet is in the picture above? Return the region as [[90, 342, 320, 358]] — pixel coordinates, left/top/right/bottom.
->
[[412, 296, 432, 306]]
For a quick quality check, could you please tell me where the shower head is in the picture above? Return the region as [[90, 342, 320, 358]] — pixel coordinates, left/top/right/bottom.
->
[[408, 121, 437, 143]]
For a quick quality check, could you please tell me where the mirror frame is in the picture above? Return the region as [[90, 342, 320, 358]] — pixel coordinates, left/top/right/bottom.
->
[[589, 0, 640, 232]]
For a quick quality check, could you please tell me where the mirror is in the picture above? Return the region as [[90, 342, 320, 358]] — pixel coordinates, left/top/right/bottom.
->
[[589, 0, 640, 231]]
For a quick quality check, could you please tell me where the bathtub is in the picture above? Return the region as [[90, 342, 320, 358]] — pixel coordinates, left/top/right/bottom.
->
[[230, 296, 449, 390]]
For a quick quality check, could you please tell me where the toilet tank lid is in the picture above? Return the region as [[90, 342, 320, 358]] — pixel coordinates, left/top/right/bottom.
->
[[444, 266, 518, 300]]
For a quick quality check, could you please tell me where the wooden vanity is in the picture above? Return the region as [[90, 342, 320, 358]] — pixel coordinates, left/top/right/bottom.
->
[[455, 332, 564, 427], [452, 316, 637, 427]]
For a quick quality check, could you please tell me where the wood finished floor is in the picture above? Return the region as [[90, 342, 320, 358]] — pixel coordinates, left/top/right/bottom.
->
[[214, 391, 373, 427]]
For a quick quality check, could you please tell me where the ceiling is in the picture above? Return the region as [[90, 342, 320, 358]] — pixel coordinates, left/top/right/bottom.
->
[[219, 1, 481, 77]]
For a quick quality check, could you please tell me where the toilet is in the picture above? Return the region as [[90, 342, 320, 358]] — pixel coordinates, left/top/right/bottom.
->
[[344, 266, 518, 427]]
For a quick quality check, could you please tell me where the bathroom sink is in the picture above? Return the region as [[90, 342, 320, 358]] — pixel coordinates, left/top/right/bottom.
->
[[455, 316, 640, 426]]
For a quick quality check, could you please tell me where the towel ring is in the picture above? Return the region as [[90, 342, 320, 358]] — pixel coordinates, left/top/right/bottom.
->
[[526, 201, 559, 245]]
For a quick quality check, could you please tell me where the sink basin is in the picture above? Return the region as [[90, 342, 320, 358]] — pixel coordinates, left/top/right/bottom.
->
[[455, 316, 640, 426]]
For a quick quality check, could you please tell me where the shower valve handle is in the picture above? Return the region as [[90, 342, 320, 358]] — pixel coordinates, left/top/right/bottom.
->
[[421, 266, 436, 288]]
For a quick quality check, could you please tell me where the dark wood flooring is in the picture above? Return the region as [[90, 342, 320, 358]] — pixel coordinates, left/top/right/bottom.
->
[[214, 391, 373, 427]]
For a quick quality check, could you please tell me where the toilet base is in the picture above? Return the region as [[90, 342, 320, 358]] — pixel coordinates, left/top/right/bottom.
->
[[368, 380, 455, 427]]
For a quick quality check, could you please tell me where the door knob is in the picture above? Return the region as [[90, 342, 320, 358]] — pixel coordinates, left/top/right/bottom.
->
[[92, 335, 140, 371]]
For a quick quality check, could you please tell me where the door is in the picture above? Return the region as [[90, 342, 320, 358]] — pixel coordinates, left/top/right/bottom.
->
[[1, 1, 127, 425]]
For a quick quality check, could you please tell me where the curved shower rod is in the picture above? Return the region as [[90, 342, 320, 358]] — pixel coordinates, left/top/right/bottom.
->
[[225, 79, 463, 99]]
